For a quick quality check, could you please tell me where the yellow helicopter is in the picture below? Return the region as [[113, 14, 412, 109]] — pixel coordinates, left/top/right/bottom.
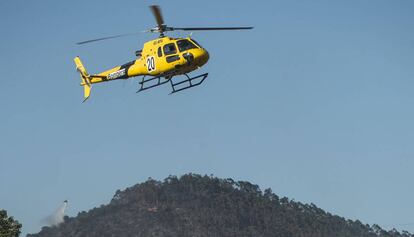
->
[[74, 5, 253, 102]]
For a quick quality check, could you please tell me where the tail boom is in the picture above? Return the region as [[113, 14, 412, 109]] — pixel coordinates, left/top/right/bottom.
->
[[73, 57, 147, 102]]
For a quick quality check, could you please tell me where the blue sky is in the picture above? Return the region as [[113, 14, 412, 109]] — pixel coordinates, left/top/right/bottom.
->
[[1, 0, 413, 235]]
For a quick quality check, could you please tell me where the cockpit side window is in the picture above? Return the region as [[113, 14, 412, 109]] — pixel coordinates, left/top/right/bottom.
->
[[163, 43, 177, 55], [177, 39, 198, 52]]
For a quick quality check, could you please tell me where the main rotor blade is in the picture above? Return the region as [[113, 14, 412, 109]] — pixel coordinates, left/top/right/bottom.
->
[[173, 27, 254, 31], [76, 32, 143, 45], [150, 5, 164, 30]]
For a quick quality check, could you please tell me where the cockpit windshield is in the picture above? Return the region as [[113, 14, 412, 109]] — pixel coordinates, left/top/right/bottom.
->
[[177, 39, 198, 52], [190, 39, 202, 48]]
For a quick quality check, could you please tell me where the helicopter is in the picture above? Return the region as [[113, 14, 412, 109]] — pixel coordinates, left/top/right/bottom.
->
[[74, 5, 253, 102]]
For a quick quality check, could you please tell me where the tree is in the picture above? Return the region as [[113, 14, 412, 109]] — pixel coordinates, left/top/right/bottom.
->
[[0, 209, 22, 237]]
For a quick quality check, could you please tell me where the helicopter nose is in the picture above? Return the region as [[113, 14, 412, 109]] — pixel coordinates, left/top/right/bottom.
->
[[198, 49, 209, 66]]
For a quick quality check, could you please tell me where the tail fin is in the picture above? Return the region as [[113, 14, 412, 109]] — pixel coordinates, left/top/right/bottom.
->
[[74, 56, 92, 102]]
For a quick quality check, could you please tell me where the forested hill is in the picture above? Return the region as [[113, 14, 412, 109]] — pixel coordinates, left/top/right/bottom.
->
[[28, 174, 412, 237]]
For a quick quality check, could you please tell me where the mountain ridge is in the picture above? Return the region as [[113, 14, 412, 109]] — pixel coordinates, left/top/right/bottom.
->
[[28, 173, 413, 237]]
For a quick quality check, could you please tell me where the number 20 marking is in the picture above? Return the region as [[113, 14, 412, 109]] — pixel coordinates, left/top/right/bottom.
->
[[146, 56, 156, 72]]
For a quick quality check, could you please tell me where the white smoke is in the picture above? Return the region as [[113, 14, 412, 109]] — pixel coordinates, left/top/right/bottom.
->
[[44, 200, 68, 226]]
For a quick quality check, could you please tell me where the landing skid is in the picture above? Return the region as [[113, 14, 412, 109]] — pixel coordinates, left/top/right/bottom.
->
[[136, 73, 208, 94]]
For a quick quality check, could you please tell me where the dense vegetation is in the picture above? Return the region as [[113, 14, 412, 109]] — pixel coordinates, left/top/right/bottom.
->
[[0, 209, 22, 237], [28, 174, 412, 237]]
